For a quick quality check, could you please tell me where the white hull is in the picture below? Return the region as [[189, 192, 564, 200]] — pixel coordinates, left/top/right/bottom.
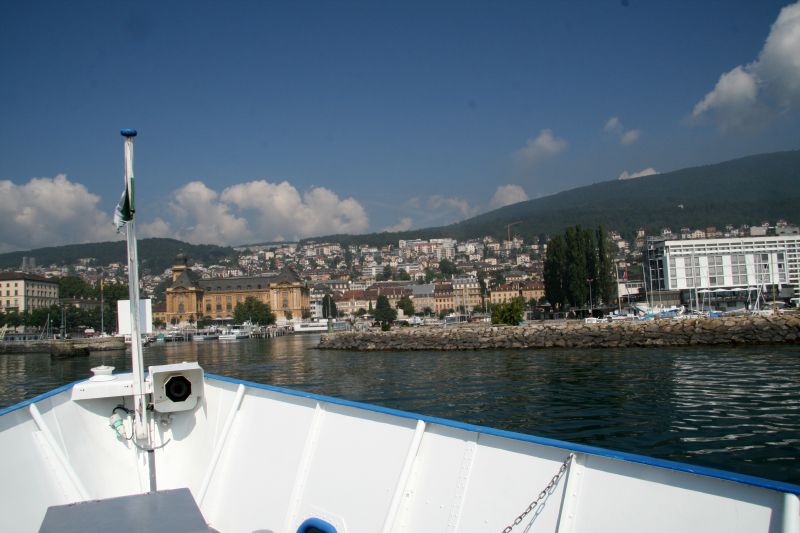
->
[[1, 374, 798, 532], [293, 322, 329, 333]]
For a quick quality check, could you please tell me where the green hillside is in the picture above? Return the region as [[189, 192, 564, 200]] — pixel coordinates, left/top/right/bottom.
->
[[0, 238, 235, 274], [307, 150, 800, 246]]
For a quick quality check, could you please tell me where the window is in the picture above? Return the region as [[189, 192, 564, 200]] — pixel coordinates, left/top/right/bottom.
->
[[731, 254, 747, 285], [708, 256, 724, 286]]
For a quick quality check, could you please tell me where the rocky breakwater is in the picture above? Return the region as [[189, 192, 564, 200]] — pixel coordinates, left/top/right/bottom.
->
[[0, 336, 126, 357], [318, 314, 800, 351]]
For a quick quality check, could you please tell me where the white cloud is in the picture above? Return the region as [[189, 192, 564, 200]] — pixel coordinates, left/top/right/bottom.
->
[[0, 174, 119, 252], [692, 1, 800, 129], [692, 66, 761, 130], [427, 195, 480, 219], [383, 217, 413, 232], [221, 180, 369, 240], [604, 116, 642, 145], [138, 217, 172, 238], [620, 129, 641, 145], [618, 167, 658, 180], [604, 116, 622, 132], [513, 129, 567, 164], [168, 181, 252, 245], [489, 184, 529, 209]]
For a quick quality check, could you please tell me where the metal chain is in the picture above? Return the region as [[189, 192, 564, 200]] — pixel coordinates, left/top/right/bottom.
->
[[501, 453, 574, 533]]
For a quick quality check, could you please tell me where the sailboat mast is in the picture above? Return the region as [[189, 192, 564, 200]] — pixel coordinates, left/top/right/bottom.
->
[[122, 129, 149, 445]]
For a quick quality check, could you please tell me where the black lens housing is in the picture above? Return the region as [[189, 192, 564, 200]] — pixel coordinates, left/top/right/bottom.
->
[[164, 375, 192, 403]]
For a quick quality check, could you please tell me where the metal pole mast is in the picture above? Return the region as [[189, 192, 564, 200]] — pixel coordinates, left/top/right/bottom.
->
[[122, 129, 149, 446]]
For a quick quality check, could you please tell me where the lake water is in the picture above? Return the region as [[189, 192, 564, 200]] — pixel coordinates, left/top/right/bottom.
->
[[1, 335, 798, 484]]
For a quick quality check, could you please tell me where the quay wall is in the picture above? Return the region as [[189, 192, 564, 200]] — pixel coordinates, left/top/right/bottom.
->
[[0, 336, 125, 355], [318, 314, 800, 351]]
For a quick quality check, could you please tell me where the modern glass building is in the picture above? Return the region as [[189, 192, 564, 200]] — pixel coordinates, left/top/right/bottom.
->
[[644, 235, 800, 304]]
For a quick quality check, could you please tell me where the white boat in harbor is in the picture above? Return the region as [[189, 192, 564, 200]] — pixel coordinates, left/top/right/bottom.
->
[[218, 324, 253, 341], [293, 319, 330, 333], [6, 131, 796, 533], [293, 319, 350, 334]]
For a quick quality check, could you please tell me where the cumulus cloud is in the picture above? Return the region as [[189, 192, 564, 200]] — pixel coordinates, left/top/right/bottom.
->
[[221, 180, 369, 241], [0, 174, 119, 252], [158, 179, 368, 245], [604, 116, 622, 132], [692, 1, 800, 129], [427, 195, 480, 219], [489, 184, 529, 209], [168, 181, 252, 245], [620, 129, 641, 145], [383, 217, 413, 232], [604, 116, 642, 145], [618, 167, 658, 180], [513, 129, 567, 164], [138, 217, 173, 239]]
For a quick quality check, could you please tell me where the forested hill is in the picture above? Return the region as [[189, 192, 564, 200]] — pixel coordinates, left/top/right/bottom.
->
[[0, 238, 234, 274], [307, 149, 800, 246]]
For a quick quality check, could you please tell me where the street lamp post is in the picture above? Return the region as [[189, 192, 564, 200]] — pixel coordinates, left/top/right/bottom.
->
[[587, 278, 594, 315]]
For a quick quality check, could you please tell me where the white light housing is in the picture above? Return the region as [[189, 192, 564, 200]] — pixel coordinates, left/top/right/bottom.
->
[[149, 362, 204, 413]]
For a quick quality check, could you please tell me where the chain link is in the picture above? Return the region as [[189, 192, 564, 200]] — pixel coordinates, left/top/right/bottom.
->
[[501, 453, 574, 533]]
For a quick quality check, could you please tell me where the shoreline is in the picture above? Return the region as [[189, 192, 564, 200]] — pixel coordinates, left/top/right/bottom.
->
[[0, 336, 126, 356], [319, 314, 800, 351]]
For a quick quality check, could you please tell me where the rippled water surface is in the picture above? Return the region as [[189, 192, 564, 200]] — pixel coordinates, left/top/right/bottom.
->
[[1, 335, 798, 484]]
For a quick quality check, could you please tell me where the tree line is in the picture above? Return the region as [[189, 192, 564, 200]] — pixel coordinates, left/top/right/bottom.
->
[[544, 225, 615, 310]]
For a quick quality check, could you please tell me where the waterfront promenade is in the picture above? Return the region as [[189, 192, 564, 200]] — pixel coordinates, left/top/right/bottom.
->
[[319, 314, 800, 351]]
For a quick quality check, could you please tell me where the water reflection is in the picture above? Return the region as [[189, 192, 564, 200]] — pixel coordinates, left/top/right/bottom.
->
[[1, 336, 798, 483]]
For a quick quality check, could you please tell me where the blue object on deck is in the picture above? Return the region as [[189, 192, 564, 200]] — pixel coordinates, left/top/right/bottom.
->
[[297, 517, 337, 533]]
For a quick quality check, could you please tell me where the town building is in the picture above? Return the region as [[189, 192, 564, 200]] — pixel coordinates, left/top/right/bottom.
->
[[451, 276, 481, 311], [0, 272, 59, 312], [645, 235, 800, 308], [165, 254, 310, 324]]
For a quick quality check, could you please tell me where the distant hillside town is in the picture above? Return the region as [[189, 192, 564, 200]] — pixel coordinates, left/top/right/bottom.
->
[[1, 218, 798, 333]]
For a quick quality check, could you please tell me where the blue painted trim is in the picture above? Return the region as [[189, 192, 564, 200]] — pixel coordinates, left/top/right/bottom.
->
[[120, 128, 137, 137], [207, 374, 800, 496], [0, 381, 78, 417], [297, 517, 337, 533]]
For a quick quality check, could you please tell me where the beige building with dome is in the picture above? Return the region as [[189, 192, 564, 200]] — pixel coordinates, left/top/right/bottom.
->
[[165, 254, 310, 324]]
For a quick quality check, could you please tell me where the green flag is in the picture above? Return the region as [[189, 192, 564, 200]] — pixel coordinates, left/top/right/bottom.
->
[[113, 175, 134, 231]]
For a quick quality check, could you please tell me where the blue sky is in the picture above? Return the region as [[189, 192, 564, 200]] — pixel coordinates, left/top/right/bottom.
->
[[1, 1, 799, 252]]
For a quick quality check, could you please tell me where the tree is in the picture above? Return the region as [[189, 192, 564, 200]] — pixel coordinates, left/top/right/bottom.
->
[[374, 295, 397, 327], [233, 296, 276, 325], [377, 265, 392, 281], [322, 294, 337, 319], [491, 297, 525, 325], [58, 276, 96, 299], [439, 259, 458, 278], [396, 296, 414, 316], [396, 270, 411, 281], [596, 225, 616, 304], [544, 225, 617, 309], [491, 270, 506, 287], [284, 310, 293, 320]]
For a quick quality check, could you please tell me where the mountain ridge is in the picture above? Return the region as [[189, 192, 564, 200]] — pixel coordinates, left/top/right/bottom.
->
[[302, 149, 800, 246]]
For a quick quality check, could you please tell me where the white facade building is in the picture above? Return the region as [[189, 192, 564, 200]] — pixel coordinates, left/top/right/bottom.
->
[[0, 272, 60, 312], [645, 236, 800, 298]]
